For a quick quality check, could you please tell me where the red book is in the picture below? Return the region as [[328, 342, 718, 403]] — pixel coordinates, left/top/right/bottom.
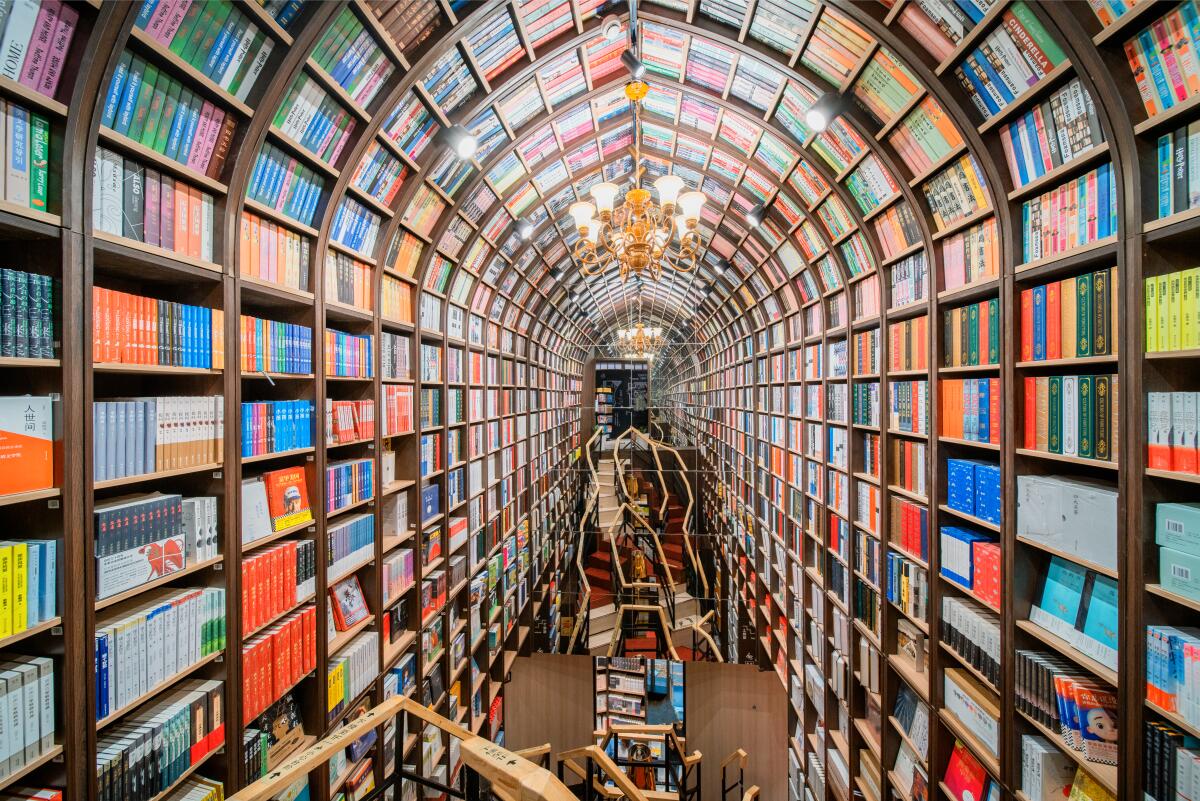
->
[[1020, 288, 1034, 362], [943, 741, 989, 801], [988, 378, 1000, 446], [1046, 280, 1061, 360], [1023, 377, 1037, 448]]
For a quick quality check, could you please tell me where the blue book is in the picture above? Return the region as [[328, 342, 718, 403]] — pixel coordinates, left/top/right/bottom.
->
[[1138, 29, 1174, 109], [969, 51, 1013, 107], [960, 56, 1000, 116], [976, 378, 989, 443], [164, 89, 193, 161], [135, 0, 161, 28], [102, 53, 133, 129], [203, 11, 242, 79], [1082, 574, 1119, 650], [114, 57, 146, 135], [1031, 284, 1046, 361], [1096, 161, 1110, 239], [176, 99, 202, 166], [1037, 556, 1088, 628], [1021, 111, 1043, 180]]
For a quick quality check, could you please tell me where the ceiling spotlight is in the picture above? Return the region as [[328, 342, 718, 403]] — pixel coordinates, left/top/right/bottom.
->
[[445, 125, 478, 160], [746, 203, 766, 229], [602, 14, 622, 40], [620, 49, 646, 80], [804, 93, 843, 133], [517, 220, 534, 240]]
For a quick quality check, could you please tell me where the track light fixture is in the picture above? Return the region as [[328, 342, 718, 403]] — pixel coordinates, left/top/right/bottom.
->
[[804, 92, 843, 133], [601, 14, 622, 40], [746, 203, 766, 229], [620, 48, 646, 80], [517, 219, 534, 240], [444, 125, 477, 160]]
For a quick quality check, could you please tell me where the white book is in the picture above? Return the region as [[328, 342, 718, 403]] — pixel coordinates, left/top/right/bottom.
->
[[236, 37, 273, 102], [100, 147, 123, 235], [201, 193, 214, 262], [1062, 375, 1077, 456], [219, 22, 259, 90], [0, 0, 39, 80]]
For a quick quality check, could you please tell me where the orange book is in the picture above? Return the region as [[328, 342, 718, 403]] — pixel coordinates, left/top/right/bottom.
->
[[263, 466, 313, 532], [188, 187, 203, 260], [92, 287, 105, 363], [0, 396, 54, 495], [248, 215, 260, 279], [1046, 281, 1061, 361], [212, 308, 224, 370], [174, 185, 190, 259]]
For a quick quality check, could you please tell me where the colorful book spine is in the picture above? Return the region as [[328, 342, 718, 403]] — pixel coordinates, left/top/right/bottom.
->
[[245, 143, 324, 226], [942, 299, 1000, 368], [92, 396, 224, 480], [941, 378, 1001, 445], [92, 286, 223, 369], [310, 6, 395, 108], [1020, 268, 1117, 362], [0, 267, 53, 359], [324, 328, 374, 378], [239, 314, 313, 374], [1020, 163, 1117, 263], [326, 457, 374, 513], [239, 210, 311, 291], [1022, 374, 1119, 461], [240, 400, 314, 457]]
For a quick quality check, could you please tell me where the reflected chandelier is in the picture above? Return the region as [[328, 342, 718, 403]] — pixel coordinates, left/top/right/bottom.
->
[[568, 81, 707, 282], [617, 322, 662, 359]]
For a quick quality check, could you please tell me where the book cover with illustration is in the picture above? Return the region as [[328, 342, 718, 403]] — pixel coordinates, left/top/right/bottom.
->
[[263, 465, 313, 532], [329, 574, 369, 631]]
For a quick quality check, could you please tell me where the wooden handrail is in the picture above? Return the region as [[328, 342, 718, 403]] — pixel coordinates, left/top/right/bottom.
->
[[720, 748, 748, 771], [607, 604, 681, 660], [229, 696, 577, 801], [691, 610, 724, 663], [567, 426, 604, 653], [611, 428, 677, 592], [743, 786, 760, 800], [555, 744, 651, 801]]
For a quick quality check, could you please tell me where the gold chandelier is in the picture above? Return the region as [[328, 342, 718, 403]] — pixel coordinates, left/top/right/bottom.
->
[[617, 322, 662, 359], [568, 81, 706, 282]]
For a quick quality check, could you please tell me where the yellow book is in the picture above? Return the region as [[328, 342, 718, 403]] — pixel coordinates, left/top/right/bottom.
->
[[0, 544, 13, 639], [1159, 274, 1173, 352], [1170, 271, 1184, 352], [1145, 276, 1158, 352], [9, 542, 25, 635], [1185, 268, 1200, 350], [326, 661, 345, 714]]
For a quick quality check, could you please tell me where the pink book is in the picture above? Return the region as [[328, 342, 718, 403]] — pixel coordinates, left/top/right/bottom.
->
[[36, 0, 76, 98], [144, 0, 177, 41], [327, 118, 355, 166], [186, 101, 215, 171], [314, 109, 345, 157], [144, 168, 161, 248], [274, 163, 297, 212], [259, 219, 271, 281], [160, 176, 175, 253], [157, 0, 193, 46], [174, 179, 190, 254], [195, 107, 224, 173], [18, 0, 58, 90]]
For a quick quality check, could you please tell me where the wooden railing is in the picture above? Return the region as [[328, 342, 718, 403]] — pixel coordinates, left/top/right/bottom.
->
[[690, 610, 724, 662], [228, 696, 576, 801], [606, 603, 681, 661], [566, 426, 604, 654]]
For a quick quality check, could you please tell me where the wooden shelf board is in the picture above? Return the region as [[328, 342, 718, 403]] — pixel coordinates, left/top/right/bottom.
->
[[239, 274, 315, 305], [1015, 237, 1118, 277], [242, 446, 316, 464], [1016, 535, 1117, 578], [0, 743, 64, 793], [1015, 354, 1118, 369], [94, 362, 222, 376], [93, 230, 223, 276], [938, 708, 1000, 777], [96, 555, 224, 610], [328, 617, 374, 657], [887, 654, 928, 702], [96, 651, 223, 729], [1015, 448, 1117, 471], [98, 127, 227, 195], [242, 518, 316, 553], [0, 487, 60, 508], [94, 461, 224, 490], [939, 642, 998, 695], [1146, 583, 1200, 612], [938, 504, 1000, 533], [938, 436, 999, 452], [242, 199, 320, 237], [1016, 619, 1118, 685], [1016, 707, 1117, 794]]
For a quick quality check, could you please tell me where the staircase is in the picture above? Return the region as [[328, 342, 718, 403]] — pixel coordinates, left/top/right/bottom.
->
[[585, 455, 702, 656]]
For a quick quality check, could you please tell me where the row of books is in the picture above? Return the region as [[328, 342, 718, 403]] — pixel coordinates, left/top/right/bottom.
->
[[0, 102, 49, 213], [1145, 267, 1200, 353], [0, 0, 78, 100], [135, 0, 272, 100], [326, 630, 378, 722], [326, 457, 373, 514], [380, 331, 411, 380], [1021, 268, 1117, 362], [328, 197, 381, 255], [92, 396, 224, 481], [324, 250, 373, 310], [327, 512, 374, 579], [324, 329, 373, 378], [93, 148, 215, 260], [273, 72, 356, 167], [241, 540, 315, 636], [239, 210, 311, 292], [0, 652, 52, 777], [382, 548, 414, 604], [311, 7, 394, 109], [999, 78, 1105, 189], [246, 144, 324, 227], [895, 0, 994, 61], [942, 594, 1000, 687], [889, 251, 928, 310], [242, 604, 316, 722], [1018, 474, 1118, 574], [351, 141, 406, 205], [0, 539, 55, 637], [888, 316, 929, 372], [92, 287, 223, 369], [946, 458, 1001, 525], [886, 551, 929, 622], [240, 400, 313, 458], [94, 587, 226, 720], [889, 97, 964, 180], [1015, 648, 1117, 765], [102, 53, 236, 177], [889, 380, 928, 435], [890, 438, 928, 498], [240, 315, 312, 375], [942, 377, 1001, 445], [95, 680, 225, 801], [1021, 163, 1118, 264], [1022, 375, 1118, 461], [1146, 620, 1200, 730], [94, 492, 218, 599], [1155, 502, 1200, 606], [381, 274, 413, 325], [952, 2, 1067, 121], [940, 525, 1001, 610], [0, 268, 52, 360], [327, 398, 374, 445], [890, 496, 929, 561], [920, 154, 987, 230], [382, 384, 413, 436], [943, 299, 1000, 368], [1124, 3, 1200, 118], [942, 217, 999, 292], [1143, 719, 1194, 801], [241, 465, 313, 543]]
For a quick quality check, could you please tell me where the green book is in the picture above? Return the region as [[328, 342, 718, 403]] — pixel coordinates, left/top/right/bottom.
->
[[29, 115, 47, 213], [26, 273, 40, 355], [942, 310, 953, 368], [1076, 272, 1092, 358], [1078, 375, 1094, 459], [315, 11, 355, 72], [127, 64, 159, 143], [1009, 2, 1068, 68], [1094, 375, 1111, 462], [1048, 376, 1061, 454], [959, 307, 969, 367], [139, 73, 171, 148], [167, 1, 206, 55], [192, 3, 232, 71], [967, 303, 980, 366], [987, 298, 1000, 365], [13, 269, 27, 358], [153, 81, 183, 155], [272, 82, 301, 129], [180, 2, 220, 65], [1092, 267, 1110, 357]]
